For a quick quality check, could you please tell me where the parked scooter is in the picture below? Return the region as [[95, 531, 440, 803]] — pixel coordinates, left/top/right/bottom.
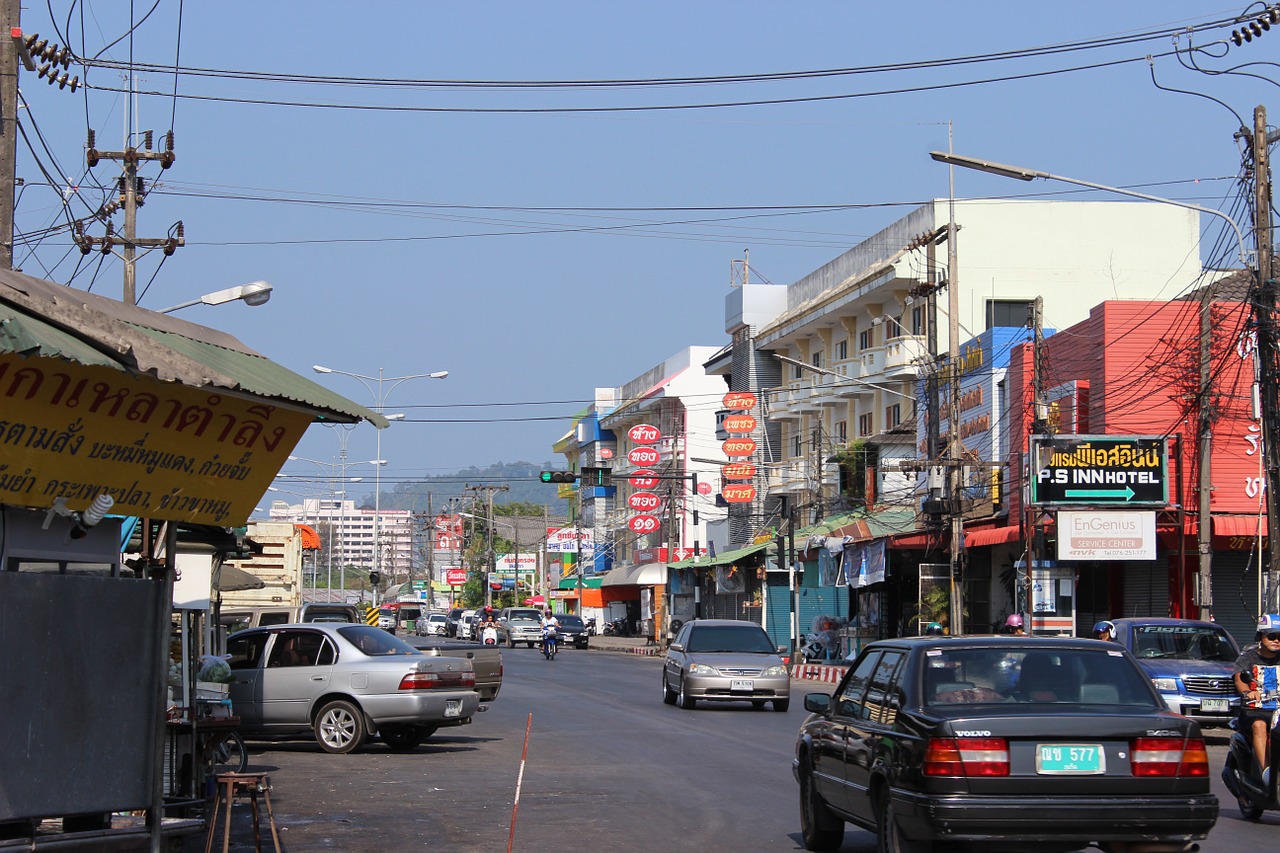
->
[[1222, 700, 1280, 819], [584, 617, 597, 636], [603, 616, 632, 637]]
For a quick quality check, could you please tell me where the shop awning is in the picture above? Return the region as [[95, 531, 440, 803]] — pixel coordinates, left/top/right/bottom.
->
[[213, 564, 265, 592], [1213, 514, 1267, 539], [601, 562, 666, 586], [669, 541, 768, 569], [965, 525, 1022, 548], [889, 529, 945, 550]]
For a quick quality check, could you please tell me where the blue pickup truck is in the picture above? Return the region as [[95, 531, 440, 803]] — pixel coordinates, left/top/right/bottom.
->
[[1111, 617, 1241, 726]]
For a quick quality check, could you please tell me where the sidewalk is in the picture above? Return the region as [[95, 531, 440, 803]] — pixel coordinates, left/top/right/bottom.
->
[[585, 634, 849, 687]]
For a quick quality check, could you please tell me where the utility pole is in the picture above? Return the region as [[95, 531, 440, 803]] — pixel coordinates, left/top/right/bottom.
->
[[467, 484, 508, 607], [0, 0, 20, 269], [425, 493, 435, 609], [1252, 104, 1280, 610], [76, 128, 180, 304], [1197, 289, 1214, 620], [1028, 297, 1048, 625], [945, 124, 966, 636]]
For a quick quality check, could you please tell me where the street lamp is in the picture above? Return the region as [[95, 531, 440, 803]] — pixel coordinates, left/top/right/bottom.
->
[[312, 365, 449, 600], [158, 280, 273, 314]]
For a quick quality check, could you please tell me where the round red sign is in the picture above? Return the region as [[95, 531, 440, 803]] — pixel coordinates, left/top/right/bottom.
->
[[629, 470, 659, 489], [628, 492, 662, 512], [697, 481, 712, 495], [629, 446, 661, 466], [599, 447, 614, 459], [722, 391, 757, 411], [722, 437, 757, 457], [627, 424, 662, 445], [722, 485, 756, 503], [629, 514, 661, 534], [723, 414, 757, 434]]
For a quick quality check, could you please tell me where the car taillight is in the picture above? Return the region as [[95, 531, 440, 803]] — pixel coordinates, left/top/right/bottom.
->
[[398, 671, 476, 690], [1130, 736, 1208, 776], [924, 737, 1009, 776]]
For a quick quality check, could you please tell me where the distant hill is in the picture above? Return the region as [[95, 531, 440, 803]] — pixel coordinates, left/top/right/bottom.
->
[[376, 460, 569, 514]]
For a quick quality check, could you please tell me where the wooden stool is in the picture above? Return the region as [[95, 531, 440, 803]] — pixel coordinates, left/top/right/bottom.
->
[[203, 772, 283, 853]]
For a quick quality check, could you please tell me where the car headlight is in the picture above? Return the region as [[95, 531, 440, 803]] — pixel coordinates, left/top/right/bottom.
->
[[1150, 677, 1179, 692], [688, 663, 718, 676], [763, 665, 788, 677]]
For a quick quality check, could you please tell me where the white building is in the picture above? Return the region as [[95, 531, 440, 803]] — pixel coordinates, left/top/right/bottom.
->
[[268, 498, 417, 582]]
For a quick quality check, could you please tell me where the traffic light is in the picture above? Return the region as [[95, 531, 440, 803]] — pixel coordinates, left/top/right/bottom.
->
[[580, 465, 612, 486], [369, 571, 381, 585], [539, 471, 577, 484]]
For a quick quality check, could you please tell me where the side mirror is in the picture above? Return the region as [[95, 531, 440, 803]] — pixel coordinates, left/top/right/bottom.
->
[[669, 642, 684, 652], [803, 693, 832, 714]]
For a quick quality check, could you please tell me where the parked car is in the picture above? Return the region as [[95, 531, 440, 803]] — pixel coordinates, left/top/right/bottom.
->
[[416, 612, 449, 637], [445, 607, 466, 638], [662, 619, 790, 711], [456, 611, 478, 641], [225, 624, 480, 754], [496, 613, 543, 648], [552, 613, 589, 649], [1110, 617, 1241, 726], [793, 635, 1217, 852]]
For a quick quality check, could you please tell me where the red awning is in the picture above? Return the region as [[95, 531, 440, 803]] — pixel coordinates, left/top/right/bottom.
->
[[965, 525, 1022, 548], [889, 530, 944, 550], [1213, 514, 1267, 550]]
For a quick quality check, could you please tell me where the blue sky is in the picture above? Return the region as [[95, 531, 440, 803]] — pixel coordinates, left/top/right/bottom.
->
[[11, 2, 1275, 508]]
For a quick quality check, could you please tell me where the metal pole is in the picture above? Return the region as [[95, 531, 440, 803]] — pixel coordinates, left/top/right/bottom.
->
[[945, 122, 966, 635], [0, 0, 19, 270]]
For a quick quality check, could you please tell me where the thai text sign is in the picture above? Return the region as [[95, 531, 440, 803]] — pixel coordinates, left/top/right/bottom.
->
[[722, 391, 756, 410], [627, 424, 661, 444], [1057, 510, 1156, 560], [545, 527, 595, 553], [0, 353, 310, 524], [1029, 435, 1167, 506], [444, 568, 467, 586]]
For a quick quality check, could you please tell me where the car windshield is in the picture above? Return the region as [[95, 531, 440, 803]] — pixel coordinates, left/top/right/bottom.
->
[[1131, 625, 1237, 661], [557, 615, 583, 628], [920, 647, 1159, 709], [337, 625, 422, 656], [686, 625, 776, 654], [429, 614, 447, 623]]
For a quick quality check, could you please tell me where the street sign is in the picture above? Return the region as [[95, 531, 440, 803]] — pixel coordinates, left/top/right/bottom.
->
[[1029, 435, 1168, 506], [444, 568, 467, 586]]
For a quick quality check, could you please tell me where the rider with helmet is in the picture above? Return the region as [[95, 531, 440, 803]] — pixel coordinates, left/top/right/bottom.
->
[[1234, 614, 1280, 776], [1093, 620, 1117, 643], [923, 622, 945, 636], [540, 607, 560, 656], [1003, 614, 1026, 635]]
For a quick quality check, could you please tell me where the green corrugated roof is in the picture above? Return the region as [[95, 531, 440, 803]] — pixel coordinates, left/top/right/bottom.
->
[[669, 541, 768, 569], [0, 269, 384, 426]]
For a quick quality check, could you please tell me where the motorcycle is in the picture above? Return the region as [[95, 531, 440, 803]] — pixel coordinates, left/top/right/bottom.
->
[[584, 617, 597, 636], [603, 616, 631, 638], [1222, 689, 1280, 819], [542, 626, 558, 660]]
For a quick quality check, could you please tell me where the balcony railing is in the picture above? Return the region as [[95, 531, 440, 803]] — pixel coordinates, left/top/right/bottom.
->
[[884, 336, 927, 379]]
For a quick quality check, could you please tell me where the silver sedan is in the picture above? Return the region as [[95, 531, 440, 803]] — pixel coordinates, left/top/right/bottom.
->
[[226, 623, 480, 754], [662, 619, 791, 712]]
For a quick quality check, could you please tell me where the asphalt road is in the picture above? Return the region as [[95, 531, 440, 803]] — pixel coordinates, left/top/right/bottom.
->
[[223, 644, 1280, 853]]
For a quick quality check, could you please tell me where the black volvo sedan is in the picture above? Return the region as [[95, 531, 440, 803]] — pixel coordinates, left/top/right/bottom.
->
[[794, 636, 1217, 853]]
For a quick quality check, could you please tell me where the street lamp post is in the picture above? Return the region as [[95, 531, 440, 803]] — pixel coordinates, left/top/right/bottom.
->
[[313, 365, 448, 603], [158, 281, 273, 314], [930, 150, 1256, 623]]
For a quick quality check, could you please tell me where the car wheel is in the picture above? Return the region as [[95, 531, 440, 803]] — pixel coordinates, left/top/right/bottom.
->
[[876, 792, 930, 853], [528, 642, 535, 649], [773, 698, 791, 712], [380, 724, 428, 752], [314, 699, 367, 754], [752, 700, 766, 709], [662, 673, 677, 705], [799, 758, 844, 852], [678, 676, 696, 710]]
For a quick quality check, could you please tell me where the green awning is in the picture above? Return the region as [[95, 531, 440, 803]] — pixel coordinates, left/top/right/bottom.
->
[[669, 541, 768, 569], [557, 575, 604, 590]]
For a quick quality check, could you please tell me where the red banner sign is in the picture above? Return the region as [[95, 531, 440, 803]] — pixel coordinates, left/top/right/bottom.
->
[[722, 391, 757, 410], [628, 492, 662, 512], [722, 462, 756, 480], [629, 514, 661, 534], [723, 414, 757, 434], [627, 423, 662, 444], [722, 485, 757, 503], [629, 446, 661, 466], [722, 437, 757, 457], [445, 568, 468, 586], [629, 470, 659, 489]]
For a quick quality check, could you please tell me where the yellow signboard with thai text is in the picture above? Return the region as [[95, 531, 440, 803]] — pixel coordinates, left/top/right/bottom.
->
[[0, 353, 311, 524]]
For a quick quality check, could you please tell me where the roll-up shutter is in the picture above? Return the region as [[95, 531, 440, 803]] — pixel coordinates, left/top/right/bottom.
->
[[1211, 551, 1260, 648], [1122, 562, 1169, 618], [764, 584, 848, 649]]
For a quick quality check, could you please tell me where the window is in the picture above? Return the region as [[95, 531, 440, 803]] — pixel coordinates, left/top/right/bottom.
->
[[911, 306, 925, 336], [836, 651, 881, 717], [859, 329, 873, 351], [884, 317, 903, 338], [792, 433, 802, 456], [858, 413, 873, 436], [986, 299, 1033, 329], [836, 420, 847, 442], [794, 363, 804, 380], [809, 428, 821, 452], [835, 339, 848, 360], [886, 404, 901, 428], [811, 351, 823, 369]]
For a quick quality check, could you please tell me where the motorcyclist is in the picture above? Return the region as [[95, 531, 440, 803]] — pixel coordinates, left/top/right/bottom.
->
[[1233, 614, 1280, 777], [1003, 614, 1026, 636], [1093, 620, 1118, 643], [923, 622, 945, 636], [541, 608, 560, 655]]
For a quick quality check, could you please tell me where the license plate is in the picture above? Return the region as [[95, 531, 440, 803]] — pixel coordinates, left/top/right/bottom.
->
[[1200, 698, 1230, 713], [445, 700, 462, 718], [730, 679, 754, 692], [1036, 744, 1104, 775]]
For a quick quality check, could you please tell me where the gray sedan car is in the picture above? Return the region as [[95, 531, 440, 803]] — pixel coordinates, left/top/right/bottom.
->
[[225, 624, 480, 753], [662, 619, 790, 711]]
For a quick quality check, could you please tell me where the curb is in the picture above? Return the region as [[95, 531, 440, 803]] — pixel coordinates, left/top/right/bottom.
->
[[591, 643, 663, 656], [790, 663, 847, 684]]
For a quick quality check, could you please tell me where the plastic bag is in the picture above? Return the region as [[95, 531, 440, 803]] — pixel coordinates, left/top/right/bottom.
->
[[196, 654, 234, 684]]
